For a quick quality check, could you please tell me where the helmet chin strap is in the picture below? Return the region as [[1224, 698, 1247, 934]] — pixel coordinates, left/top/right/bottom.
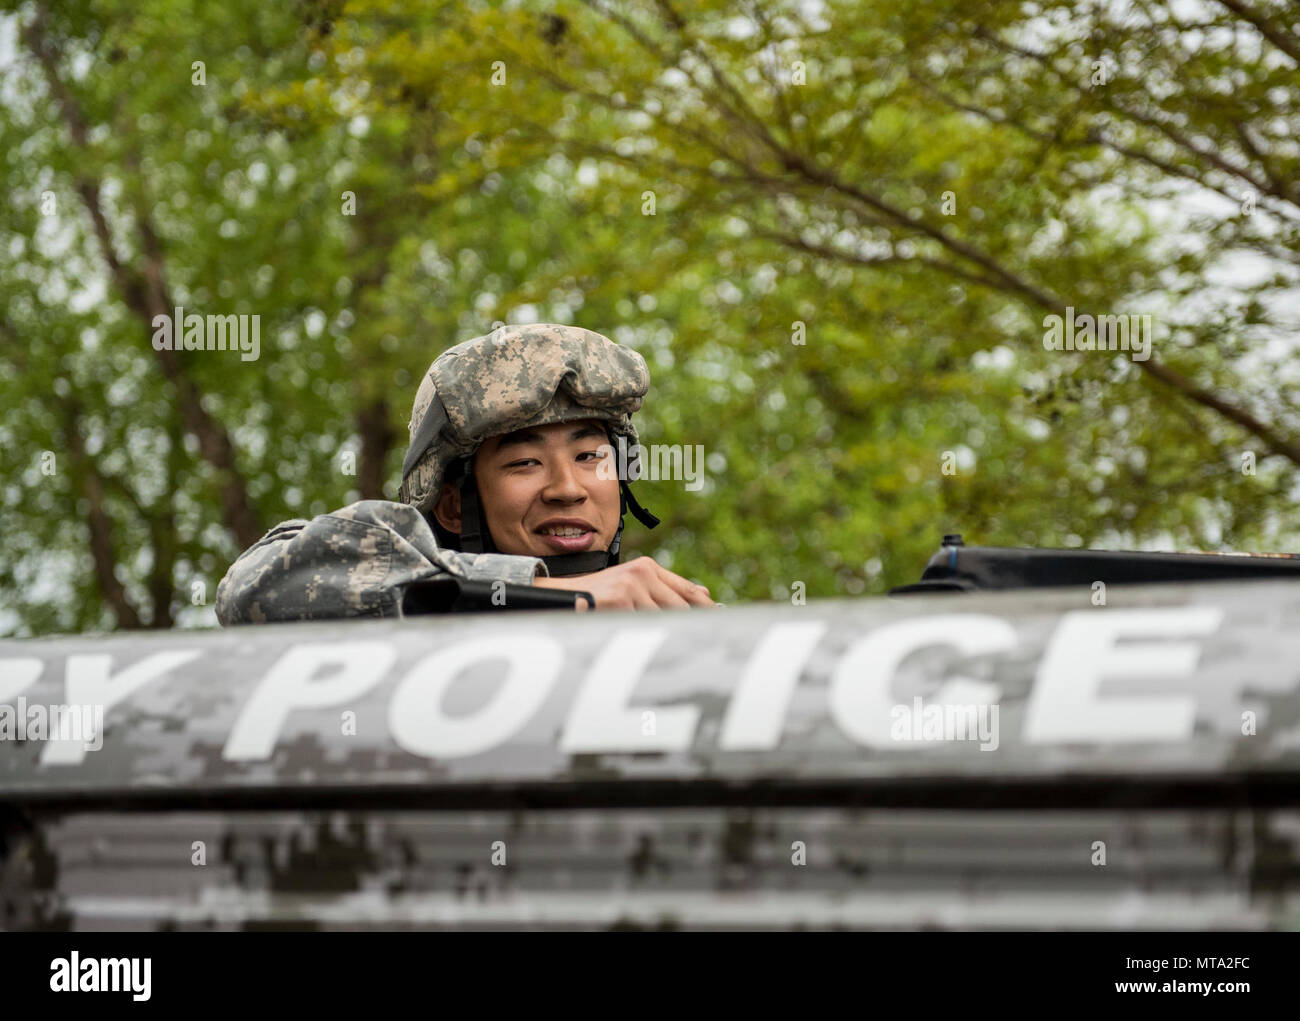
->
[[455, 461, 659, 578]]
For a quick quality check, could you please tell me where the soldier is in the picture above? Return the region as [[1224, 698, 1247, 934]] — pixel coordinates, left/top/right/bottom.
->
[[216, 324, 715, 623]]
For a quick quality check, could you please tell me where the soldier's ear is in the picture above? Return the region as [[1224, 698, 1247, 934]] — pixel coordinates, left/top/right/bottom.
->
[[433, 482, 462, 534]]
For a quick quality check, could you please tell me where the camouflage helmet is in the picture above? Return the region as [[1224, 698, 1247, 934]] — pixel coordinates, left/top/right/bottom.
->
[[399, 323, 650, 515]]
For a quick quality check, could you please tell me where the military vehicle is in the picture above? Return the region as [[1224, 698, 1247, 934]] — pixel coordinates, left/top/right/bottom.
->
[[3, 538, 1300, 931]]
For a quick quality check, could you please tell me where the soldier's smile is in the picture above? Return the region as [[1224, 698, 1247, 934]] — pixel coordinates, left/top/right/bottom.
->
[[534, 517, 598, 553]]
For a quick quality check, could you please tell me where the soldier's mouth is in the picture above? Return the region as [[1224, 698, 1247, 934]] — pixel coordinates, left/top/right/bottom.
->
[[535, 521, 597, 552]]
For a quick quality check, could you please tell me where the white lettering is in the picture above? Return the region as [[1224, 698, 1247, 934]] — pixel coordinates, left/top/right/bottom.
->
[[829, 615, 1016, 747], [224, 642, 394, 760], [719, 622, 827, 750], [1024, 608, 1222, 743], [389, 636, 562, 758], [0, 657, 44, 701], [42, 651, 199, 765], [561, 629, 698, 752]]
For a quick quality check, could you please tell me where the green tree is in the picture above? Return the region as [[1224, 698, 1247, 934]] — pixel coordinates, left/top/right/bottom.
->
[[3, 0, 1297, 634], [329, 0, 1300, 599]]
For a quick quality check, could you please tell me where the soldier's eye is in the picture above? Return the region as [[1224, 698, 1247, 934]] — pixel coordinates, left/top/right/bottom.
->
[[578, 449, 606, 462], [505, 459, 540, 469]]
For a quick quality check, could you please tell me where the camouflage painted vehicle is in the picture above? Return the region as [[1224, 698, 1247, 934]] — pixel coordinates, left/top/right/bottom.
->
[[3, 568, 1300, 930]]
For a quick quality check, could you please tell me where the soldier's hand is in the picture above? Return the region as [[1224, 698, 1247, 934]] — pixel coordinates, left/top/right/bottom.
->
[[533, 556, 717, 611]]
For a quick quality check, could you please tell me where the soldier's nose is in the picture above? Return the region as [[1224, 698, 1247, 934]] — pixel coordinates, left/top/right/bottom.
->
[[542, 486, 585, 504], [541, 468, 586, 502]]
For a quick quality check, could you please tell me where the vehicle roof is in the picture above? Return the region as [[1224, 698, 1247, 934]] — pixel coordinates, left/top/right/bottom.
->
[[2, 579, 1298, 805]]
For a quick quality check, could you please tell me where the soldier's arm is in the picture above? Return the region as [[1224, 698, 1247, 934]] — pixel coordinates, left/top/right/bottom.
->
[[215, 499, 547, 624]]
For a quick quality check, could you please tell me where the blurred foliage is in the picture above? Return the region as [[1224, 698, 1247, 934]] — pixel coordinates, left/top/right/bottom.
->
[[1, 0, 1298, 634]]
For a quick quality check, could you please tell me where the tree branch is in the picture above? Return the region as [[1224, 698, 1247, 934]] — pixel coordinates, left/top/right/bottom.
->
[[23, 4, 265, 549], [1215, 0, 1300, 64], [59, 399, 144, 630]]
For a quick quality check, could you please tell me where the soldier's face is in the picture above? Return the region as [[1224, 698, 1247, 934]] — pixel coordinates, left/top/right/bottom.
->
[[440, 419, 622, 558]]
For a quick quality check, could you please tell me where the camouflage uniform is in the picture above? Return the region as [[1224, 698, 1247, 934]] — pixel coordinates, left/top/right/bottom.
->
[[216, 324, 650, 625]]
